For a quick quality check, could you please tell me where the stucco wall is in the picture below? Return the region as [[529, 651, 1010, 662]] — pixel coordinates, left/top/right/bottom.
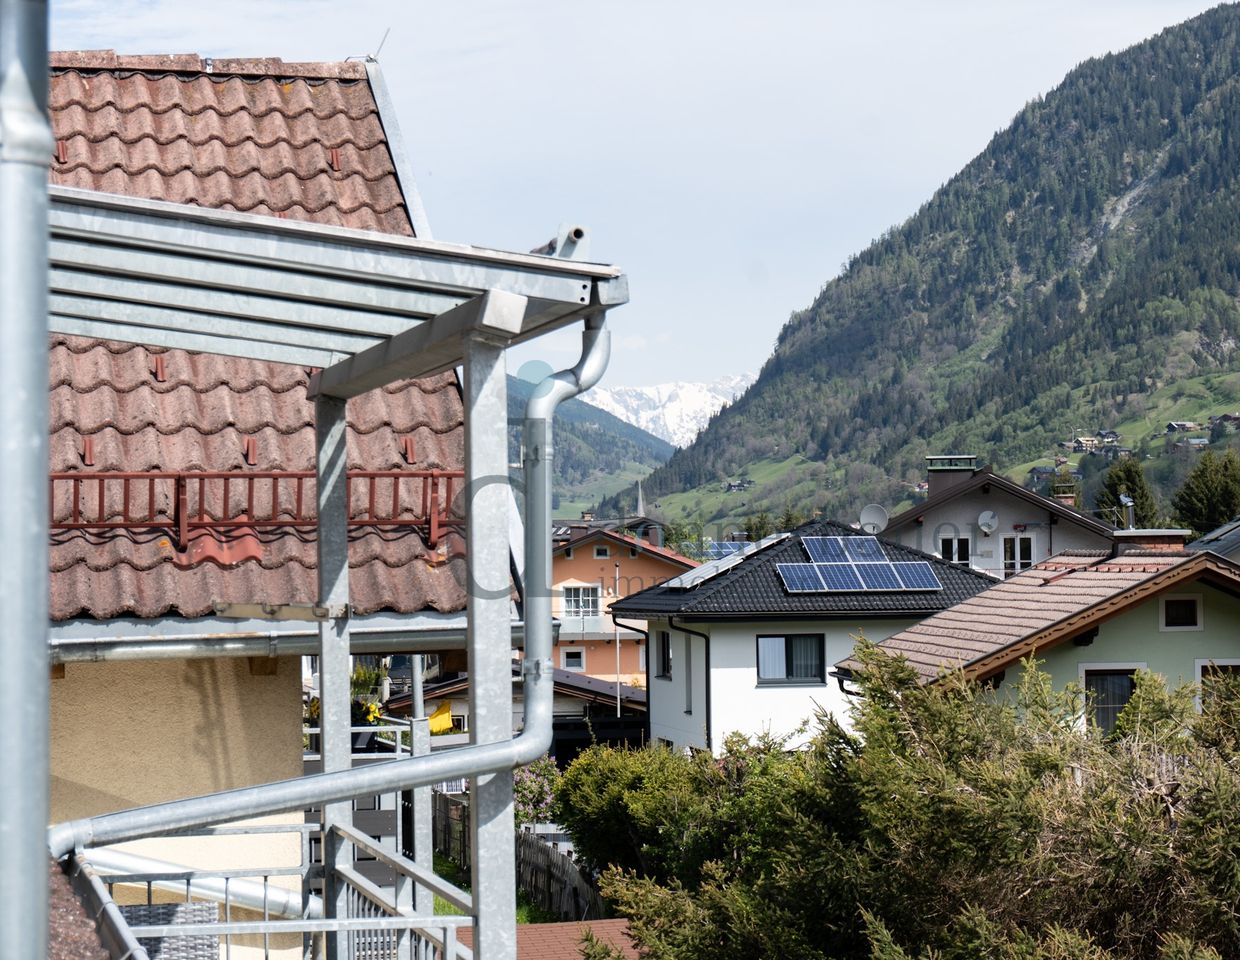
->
[[889, 487, 1111, 579], [52, 656, 306, 959], [648, 618, 914, 753], [1029, 582, 1240, 693]]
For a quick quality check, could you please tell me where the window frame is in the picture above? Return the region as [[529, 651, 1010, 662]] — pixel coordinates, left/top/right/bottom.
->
[[593, 545, 611, 559], [754, 633, 827, 686], [1078, 661, 1146, 734], [561, 585, 600, 619], [655, 629, 672, 680], [1194, 658, 1240, 710], [1002, 534, 1034, 577], [1160, 593, 1203, 632], [940, 536, 970, 565], [560, 646, 587, 673]]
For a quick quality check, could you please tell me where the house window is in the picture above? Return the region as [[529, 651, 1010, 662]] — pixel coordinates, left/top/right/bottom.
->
[[940, 537, 970, 565], [594, 545, 610, 559], [630, 547, 639, 558], [1002, 535, 1033, 577], [564, 547, 573, 560], [1083, 668, 1138, 735], [562, 586, 599, 619], [561, 647, 586, 672], [1160, 594, 1202, 631], [656, 630, 672, 679], [1199, 662, 1240, 707], [756, 634, 825, 684]]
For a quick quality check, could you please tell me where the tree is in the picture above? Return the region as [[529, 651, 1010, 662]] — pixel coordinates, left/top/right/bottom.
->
[[746, 512, 774, 541], [1171, 449, 1240, 536], [1094, 458, 1159, 527], [559, 643, 1240, 960]]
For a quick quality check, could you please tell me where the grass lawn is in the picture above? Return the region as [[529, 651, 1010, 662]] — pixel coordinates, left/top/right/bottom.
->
[[432, 853, 558, 924]]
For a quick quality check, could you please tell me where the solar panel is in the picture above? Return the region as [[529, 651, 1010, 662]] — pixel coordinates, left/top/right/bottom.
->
[[802, 536, 848, 563], [843, 536, 886, 562], [855, 562, 903, 590], [815, 563, 864, 591], [892, 561, 942, 591], [776, 563, 826, 593], [703, 541, 746, 560]]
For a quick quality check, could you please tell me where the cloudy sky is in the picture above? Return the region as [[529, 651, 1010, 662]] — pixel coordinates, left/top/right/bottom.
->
[[54, 1, 1222, 387]]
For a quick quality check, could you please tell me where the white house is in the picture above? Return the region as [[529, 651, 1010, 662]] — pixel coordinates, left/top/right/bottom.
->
[[609, 520, 993, 753], [884, 455, 1116, 579]]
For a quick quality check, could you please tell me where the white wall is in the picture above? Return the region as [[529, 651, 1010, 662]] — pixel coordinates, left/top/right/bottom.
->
[[889, 487, 1110, 579], [646, 624, 710, 751], [648, 618, 914, 754]]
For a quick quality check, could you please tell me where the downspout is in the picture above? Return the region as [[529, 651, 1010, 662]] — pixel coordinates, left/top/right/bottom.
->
[[670, 617, 712, 753], [0, 1, 54, 955], [48, 317, 610, 859], [611, 615, 650, 740]]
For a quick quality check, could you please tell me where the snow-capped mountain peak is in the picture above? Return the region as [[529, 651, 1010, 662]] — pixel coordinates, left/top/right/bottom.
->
[[583, 373, 755, 448]]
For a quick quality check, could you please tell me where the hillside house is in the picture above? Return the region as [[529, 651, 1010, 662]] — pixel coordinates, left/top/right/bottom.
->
[[837, 531, 1240, 734], [610, 520, 993, 753], [885, 455, 1115, 579]]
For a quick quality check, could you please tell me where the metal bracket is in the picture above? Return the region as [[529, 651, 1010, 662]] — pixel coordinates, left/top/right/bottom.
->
[[212, 602, 348, 622]]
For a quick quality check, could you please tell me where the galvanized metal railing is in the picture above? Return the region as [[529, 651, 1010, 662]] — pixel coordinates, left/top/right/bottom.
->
[[70, 819, 475, 960], [49, 469, 465, 549]]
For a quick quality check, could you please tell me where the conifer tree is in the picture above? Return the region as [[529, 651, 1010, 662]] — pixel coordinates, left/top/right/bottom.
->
[[1171, 449, 1240, 536], [1094, 458, 1159, 527]]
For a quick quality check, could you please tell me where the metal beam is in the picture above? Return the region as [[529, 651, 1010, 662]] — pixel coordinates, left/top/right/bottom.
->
[[0, 1, 51, 956], [315, 395, 352, 960], [310, 290, 527, 399], [463, 334, 518, 959]]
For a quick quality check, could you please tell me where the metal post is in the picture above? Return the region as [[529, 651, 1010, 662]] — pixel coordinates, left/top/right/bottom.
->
[[315, 395, 352, 960], [463, 333, 516, 959], [411, 720, 432, 938], [0, 1, 52, 958]]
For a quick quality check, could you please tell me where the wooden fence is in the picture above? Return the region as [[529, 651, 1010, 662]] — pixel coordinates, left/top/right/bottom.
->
[[430, 790, 605, 921]]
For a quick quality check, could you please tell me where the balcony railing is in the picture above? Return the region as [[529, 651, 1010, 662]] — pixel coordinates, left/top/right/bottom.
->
[[49, 469, 465, 549]]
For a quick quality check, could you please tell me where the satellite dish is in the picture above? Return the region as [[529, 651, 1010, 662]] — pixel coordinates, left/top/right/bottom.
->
[[978, 510, 999, 535], [859, 503, 889, 534]]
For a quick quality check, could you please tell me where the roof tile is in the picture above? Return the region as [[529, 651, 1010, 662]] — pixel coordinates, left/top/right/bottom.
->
[[47, 54, 465, 622]]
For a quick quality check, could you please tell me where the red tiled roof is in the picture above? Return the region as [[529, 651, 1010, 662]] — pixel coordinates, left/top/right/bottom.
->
[[556, 528, 697, 569], [839, 550, 1240, 683], [457, 919, 639, 959], [47, 53, 467, 620], [49, 52, 411, 234]]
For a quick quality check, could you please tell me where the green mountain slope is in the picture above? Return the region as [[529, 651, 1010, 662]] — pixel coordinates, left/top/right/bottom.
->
[[621, 3, 1240, 526], [506, 376, 673, 514]]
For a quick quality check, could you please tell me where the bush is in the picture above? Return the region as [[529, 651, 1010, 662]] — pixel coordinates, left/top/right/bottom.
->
[[558, 642, 1240, 959]]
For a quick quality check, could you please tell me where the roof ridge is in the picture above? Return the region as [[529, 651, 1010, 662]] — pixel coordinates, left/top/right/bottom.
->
[[49, 53, 369, 81]]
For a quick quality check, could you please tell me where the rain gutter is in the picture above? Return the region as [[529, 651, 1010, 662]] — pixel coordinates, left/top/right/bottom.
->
[[48, 317, 610, 859]]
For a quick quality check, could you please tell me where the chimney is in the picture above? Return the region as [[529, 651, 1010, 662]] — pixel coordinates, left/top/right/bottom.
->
[[1111, 528, 1191, 556], [925, 454, 978, 498]]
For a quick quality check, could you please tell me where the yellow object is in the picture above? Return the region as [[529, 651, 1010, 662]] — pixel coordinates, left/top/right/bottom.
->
[[428, 700, 454, 734]]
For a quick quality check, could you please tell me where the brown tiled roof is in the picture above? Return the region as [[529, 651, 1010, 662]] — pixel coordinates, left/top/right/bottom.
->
[[47, 52, 467, 620], [49, 52, 411, 234], [457, 919, 638, 959], [837, 550, 1240, 683], [556, 528, 698, 569]]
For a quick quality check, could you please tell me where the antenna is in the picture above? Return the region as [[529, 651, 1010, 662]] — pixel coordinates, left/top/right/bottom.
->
[[977, 510, 999, 535], [372, 27, 391, 61], [859, 503, 888, 535]]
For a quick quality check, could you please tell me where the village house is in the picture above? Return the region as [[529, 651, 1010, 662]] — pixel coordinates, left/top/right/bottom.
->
[[837, 530, 1240, 733], [552, 527, 695, 683], [885, 455, 1116, 578], [610, 520, 993, 753]]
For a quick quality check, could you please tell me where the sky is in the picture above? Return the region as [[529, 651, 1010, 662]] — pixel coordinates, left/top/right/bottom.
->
[[53, 0, 1224, 388]]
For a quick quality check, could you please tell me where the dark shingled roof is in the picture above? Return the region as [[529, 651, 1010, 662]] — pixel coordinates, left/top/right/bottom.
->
[[47, 53, 467, 620], [611, 519, 995, 620]]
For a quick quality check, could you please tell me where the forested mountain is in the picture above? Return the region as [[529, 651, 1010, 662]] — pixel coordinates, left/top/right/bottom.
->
[[622, 4, 1240, 522], [505, 376, 673, 510]]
